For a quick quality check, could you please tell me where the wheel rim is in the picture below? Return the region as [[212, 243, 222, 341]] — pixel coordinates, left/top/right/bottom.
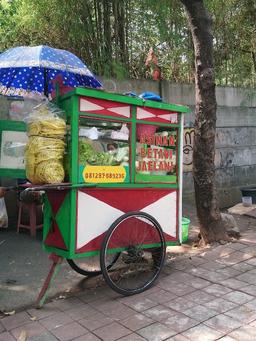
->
[[101, 212, 165, 295]]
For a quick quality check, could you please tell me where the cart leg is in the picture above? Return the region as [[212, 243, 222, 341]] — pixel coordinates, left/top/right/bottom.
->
[[36, 253, 63, 308]]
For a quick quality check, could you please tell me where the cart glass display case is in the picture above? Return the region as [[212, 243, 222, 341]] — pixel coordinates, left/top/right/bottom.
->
[[0, 122, 27, 178], [78, 117, 131, 184], [0, 96, 38, 178]]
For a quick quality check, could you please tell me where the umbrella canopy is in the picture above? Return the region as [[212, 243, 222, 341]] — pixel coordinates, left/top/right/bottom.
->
[[0, 45, 102, 97]]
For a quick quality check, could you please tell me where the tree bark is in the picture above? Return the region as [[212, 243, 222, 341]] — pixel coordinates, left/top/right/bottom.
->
[[112, 0, 127, 71], [180, 0, 228, 244], [103, 0, 113, 76], [117, 0, 126, 68]]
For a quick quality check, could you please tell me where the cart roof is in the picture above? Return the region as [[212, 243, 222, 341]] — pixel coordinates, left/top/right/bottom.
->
[[59, 87, 190, 114]]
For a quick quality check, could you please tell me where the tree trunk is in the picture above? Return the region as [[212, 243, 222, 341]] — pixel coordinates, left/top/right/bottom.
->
[[180, 0, 228, 244], [117, 0, 126, 68], [112, 0, 119, 61], [112, 0, 127, 71], [103, 0, 113, 76], [252, 51, 256, 73]]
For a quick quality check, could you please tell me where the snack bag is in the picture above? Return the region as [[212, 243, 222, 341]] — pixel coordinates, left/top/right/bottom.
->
[[25, 100, 66, 184], [26, 100, 66, 138]]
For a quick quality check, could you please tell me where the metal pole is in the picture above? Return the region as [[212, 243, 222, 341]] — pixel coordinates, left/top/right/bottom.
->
[[44, 69, 48, 97]]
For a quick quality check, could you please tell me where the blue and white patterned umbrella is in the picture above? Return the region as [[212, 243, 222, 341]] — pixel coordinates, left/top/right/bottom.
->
[[0, 45, 102, 97]]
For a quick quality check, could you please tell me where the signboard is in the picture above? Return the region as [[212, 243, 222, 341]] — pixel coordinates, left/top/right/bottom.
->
[[137, 133, 176, 173], [135, 131, 177, 183], [80, 165, 129, 183]]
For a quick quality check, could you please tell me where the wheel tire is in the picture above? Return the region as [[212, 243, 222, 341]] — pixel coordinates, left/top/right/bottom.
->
[[100, 211, 166, 296], [67, 252, 120, 277]]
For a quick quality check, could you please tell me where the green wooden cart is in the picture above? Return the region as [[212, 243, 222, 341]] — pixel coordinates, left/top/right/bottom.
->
[[0, 88, 189, 305]]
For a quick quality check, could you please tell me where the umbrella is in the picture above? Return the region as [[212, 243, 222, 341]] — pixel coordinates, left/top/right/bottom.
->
[[0, 45, 102, 97]]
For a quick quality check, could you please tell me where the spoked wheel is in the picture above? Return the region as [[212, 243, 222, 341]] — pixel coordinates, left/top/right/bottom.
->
[[67, 253, 120, 277], [100, 211, 166, 295]]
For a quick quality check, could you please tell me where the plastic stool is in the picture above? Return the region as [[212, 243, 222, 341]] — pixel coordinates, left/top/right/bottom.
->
[[17, 201, 43, 237]]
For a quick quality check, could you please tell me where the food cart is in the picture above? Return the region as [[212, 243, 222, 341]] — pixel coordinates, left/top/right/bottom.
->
[[0, 88, 189, 305]]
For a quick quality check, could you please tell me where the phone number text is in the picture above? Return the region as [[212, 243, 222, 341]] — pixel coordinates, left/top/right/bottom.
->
[[84, 172, 125, 179]]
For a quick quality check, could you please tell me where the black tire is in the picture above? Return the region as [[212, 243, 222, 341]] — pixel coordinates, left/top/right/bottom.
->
[[100, 211, 166, 296], [67, 253, 120, 277]]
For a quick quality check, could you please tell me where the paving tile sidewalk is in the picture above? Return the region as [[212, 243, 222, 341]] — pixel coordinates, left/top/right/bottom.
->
[[1, 213, 256, 340]]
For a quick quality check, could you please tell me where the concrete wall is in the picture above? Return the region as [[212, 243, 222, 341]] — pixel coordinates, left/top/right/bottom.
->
[[102, 79, 256, 207], [1, 80, 255, 221]]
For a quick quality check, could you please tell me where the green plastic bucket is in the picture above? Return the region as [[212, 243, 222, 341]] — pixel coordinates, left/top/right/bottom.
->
[[182, 217, 190, 243]]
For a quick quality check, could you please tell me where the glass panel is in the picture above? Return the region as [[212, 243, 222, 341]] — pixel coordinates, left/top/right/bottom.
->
[[0, 130, 28, 169], [78, 117, 130, 183], [135, 124, 177, 183]]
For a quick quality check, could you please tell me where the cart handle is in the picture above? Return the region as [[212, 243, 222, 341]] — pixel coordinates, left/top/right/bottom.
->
[[2, 182, 96, 193], [25, 182, 96, 192]]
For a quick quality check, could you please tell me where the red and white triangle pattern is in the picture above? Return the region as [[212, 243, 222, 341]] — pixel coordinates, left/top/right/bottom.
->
[[79, 97, 131, 118], [79, 96, 178, 123], [137, 108, 155, 119], [80, 99, 103, 112], [137, 107, 178, 124], [76, 190, 177, 250]]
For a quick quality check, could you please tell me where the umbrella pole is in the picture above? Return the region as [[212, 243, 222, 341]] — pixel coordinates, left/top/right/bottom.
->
[[44, 69, 48, 97]]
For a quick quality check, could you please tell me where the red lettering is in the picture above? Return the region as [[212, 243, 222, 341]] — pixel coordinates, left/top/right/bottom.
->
[[141, 161, 147, 171], [140, 148, 146, 157], [158, 161, 164, 171], [148, 161, 153, 171], [136, 161, 141, 171], [155, 135, 162, 146], [165, 162, 174, 172], [153, 148, 158, 158], [158, 149, 163, 159], [147, 148, 152, 158], [147, 135, 155, 145], [162, 136, 168, 146], [169, 135, 175, 146], [163, 149, 169, 159]]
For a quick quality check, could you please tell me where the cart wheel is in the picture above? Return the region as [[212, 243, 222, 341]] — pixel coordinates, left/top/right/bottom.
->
[[67, 253, 120, 277], [100, 211, 166, 296]]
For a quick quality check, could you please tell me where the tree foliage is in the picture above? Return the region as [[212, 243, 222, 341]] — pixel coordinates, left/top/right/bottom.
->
[[0, 0, 255, 86]]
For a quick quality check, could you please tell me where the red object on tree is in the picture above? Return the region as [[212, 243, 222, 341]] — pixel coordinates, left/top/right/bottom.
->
[[152, 67, 162, 81], [145, 48, 162, 80]]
